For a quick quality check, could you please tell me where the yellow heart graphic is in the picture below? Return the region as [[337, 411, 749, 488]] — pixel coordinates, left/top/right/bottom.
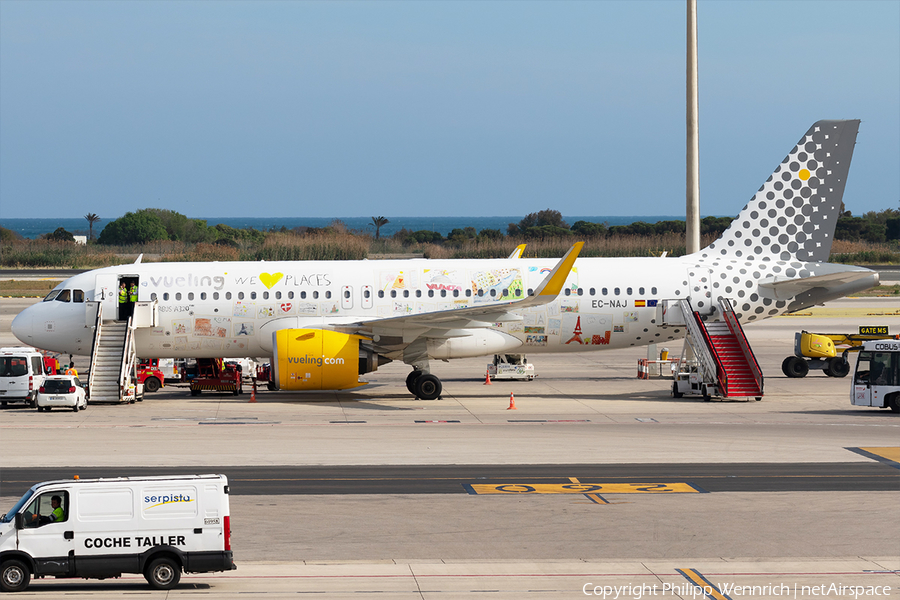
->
[[259, 272, 284, 289]]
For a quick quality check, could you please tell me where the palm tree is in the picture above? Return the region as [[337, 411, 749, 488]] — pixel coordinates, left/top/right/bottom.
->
[[84, 213, 101, 240], [370, 216, 389, 240]]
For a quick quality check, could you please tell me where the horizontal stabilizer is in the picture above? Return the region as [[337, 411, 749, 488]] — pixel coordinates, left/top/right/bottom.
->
[[758, 269, 878, 300]]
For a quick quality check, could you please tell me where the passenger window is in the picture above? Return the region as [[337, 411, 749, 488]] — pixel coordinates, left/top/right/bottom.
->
[[454, 290, 460, 297], [163, 293, 170, 301], [346, 290, 352, 299], [614, 288, 620, 296], [188, 292, 194, 300], [150, 293, 157, 301], [639, 287, 645, 295], [441, 290, 447, 297], [238, 292, 244, 300], [515, 289, 521, 297], [627, 287, 633, 295], [325, 291, 331, 299], [275, 291, 282, 299], [377, 291, 384, 299], [651, 287, 658, 295], [55, 290, 71, 302], [403, 290, 409, 298], [250, 292, 257, 300], [602, 288, 608, 295], [301, 291, 307, 299], [577, 288, 583, 296], [391, 290, 397, 298], [286, 292, 292, 300], [564, 289, 571, 296], [263, 292, 269, 300], [73, 290, 84, 303], [428, 290, 434, 298], [589, 288, 596, 296], [477, 289, 484, 297], [200, 292, 207, 300], [489, 289, 496, 297], [226, 292, 232, 300], [175, 293, 182, 301], [313, 291, 319, 300], [22, 491, 69, 528], [364, 290, 370, 299], [416, 290, 422, 298], [213, 292, 219, 300]]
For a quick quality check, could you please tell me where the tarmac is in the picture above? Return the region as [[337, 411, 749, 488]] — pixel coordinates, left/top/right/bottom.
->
[[1, 296, 898, 597]]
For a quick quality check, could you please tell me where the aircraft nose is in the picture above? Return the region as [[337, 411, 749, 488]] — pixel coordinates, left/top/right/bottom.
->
[[11, 309, 34, 345]]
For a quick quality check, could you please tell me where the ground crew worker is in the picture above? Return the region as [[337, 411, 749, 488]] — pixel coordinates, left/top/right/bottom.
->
[[118, 283, 127, 305], [129, 283, 138, 303], [65, 363, 78, 377], [49, 496, 64, 522]]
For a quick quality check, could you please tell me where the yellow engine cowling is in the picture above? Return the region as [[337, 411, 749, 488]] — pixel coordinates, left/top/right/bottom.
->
[[273, 329, 366, 391], [800, 332, 836, 359]]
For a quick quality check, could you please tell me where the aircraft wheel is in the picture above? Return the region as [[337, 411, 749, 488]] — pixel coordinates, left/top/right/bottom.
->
[[415, 374, 442, 400], [672, 381, 683, 398], [826, 358, 850, 378], [406, 370, 422, 395], [783, 356, 809, 378]]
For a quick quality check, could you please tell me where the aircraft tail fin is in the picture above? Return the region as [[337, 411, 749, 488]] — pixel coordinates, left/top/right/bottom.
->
[[698, 120, 859, 263]]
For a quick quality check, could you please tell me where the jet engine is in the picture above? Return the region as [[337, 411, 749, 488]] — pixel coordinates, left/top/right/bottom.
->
[[273, 329, 372, 391]]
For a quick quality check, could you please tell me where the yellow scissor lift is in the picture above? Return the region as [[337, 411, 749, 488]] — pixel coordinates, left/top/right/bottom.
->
[[782, 329, 898, 378]]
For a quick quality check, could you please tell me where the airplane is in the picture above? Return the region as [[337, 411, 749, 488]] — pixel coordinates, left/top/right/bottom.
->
[[11, 120, 879, 399]]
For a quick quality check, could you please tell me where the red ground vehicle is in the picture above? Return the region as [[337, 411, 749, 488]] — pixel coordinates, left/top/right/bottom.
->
[[190, 358, 242, 396], [137, 359, 166, 393], [42, 356, 60, 375]]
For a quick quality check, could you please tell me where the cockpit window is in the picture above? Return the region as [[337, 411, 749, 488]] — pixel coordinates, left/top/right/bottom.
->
[[43, 290, 61, 302], [73, 290, 84, 303], [55, 290, 71, 302]]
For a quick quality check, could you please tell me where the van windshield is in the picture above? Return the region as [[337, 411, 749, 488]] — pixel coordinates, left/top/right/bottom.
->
[[0, 357, 28, 378], [0, 489, 35, 523]]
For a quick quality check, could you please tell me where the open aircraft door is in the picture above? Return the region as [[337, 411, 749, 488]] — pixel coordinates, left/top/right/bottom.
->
[[94, 273, 119, 322]]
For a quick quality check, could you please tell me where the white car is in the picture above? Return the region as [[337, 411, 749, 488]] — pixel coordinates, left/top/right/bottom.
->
[[35, 376, 88, 412]]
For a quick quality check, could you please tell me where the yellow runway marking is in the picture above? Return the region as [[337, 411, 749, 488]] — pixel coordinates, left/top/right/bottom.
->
[[859, 447, 900, 462], [467, 483, 700, 494], [677, 568, 733, 600], [778, 306, 900, 318]]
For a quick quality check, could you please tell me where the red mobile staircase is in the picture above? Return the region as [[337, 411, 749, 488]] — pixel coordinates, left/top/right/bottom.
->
[[680, 298, 764, 400]]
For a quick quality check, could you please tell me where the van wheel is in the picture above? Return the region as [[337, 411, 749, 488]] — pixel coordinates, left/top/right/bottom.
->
[[145, 557, 181, 590], [1, 559, 31, 592], [73, 405, 79, 412]]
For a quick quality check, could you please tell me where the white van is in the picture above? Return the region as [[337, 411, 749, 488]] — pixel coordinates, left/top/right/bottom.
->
[[0, 347, 48, 407], [0, 474, 235, 592]]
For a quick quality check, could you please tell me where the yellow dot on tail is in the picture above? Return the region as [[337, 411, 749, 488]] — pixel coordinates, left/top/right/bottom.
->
[[799, 169, 810, 180]]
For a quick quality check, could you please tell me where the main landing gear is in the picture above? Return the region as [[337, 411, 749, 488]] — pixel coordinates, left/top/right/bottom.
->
[[406, 370, 442, 400]]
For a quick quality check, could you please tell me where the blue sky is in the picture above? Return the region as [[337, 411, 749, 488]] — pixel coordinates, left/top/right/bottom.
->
[[1, 0, 897, 220]]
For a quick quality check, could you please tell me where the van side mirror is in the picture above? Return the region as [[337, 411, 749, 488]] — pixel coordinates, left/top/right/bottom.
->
[[14, 513, 24, 530]]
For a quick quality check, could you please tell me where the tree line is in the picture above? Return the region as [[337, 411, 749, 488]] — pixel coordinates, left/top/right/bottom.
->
[[3, 206, 898, 248]]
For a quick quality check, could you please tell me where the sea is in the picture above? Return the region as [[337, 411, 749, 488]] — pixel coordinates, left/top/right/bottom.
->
[[1, 216, 691, 240]]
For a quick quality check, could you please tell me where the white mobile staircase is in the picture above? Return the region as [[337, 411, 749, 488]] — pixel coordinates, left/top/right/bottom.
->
[[675, 298, 764, 400], [87, 306, 137, 403]]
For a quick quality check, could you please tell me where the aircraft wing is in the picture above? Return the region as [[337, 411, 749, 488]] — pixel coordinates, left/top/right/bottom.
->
[[758, 268, 879, 300], [339, 242, 583, 335]]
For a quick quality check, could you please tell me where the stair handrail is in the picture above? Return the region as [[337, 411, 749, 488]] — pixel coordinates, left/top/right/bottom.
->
[[691, 310, 729, 395], [117, 316, 136, 398], [678, 299, 722, 390], [87, 302, 103, 396], [719, 297, 764, 396]]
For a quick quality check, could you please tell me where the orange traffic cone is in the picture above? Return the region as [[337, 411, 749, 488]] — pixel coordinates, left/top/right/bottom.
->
[[250, 379, 257, 403], [484, 369, 492, 385], [507, 393, 517, 410]]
